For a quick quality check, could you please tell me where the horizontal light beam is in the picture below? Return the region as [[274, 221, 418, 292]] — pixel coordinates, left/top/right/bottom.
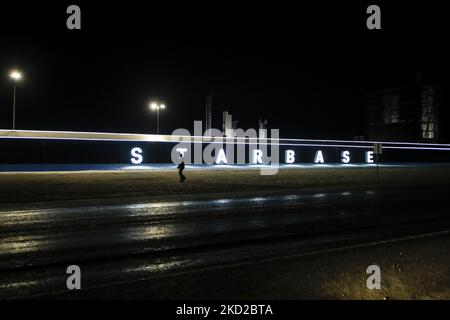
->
[[0, 129, 449, 151]]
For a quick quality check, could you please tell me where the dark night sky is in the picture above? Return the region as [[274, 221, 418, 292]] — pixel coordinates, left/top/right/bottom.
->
[[0, 1, 449, 139]]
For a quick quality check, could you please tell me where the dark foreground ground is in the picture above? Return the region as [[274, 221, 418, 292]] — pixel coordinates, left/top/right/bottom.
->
[[63, 231, 450, 300], [0, 164, 449, 205], [1, 165, 450, 299]]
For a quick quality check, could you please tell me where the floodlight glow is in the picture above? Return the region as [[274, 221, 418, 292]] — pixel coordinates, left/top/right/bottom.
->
[[160, 104, 166, 109], [150, 103, 158, 110], [9, 70, 22, 81]]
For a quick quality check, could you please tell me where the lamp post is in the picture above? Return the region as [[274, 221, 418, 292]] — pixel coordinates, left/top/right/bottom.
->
[[9, 70, 22, 130], [150, 102, 166, 134]]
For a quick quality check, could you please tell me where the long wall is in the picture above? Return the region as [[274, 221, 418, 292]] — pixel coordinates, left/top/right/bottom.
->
[[0, 130, 449, 166]]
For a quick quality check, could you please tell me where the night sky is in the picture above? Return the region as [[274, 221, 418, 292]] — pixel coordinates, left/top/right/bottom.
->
[[0, 1, 449, 140]]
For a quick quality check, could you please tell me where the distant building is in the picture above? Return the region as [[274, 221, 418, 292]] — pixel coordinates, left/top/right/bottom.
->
[[205, 92, 212, 133], [258, 118, 268, 139], [365, 84, 440, 142], [222, 110, 234, 137]]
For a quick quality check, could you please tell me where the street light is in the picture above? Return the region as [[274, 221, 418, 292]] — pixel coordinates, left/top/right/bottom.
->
[[149, 102, 166, 134], [9, 70, 22, 130]]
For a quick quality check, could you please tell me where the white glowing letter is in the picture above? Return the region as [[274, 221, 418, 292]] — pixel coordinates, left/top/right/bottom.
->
[[252, 149, 263, 164], [215, 149, 228, 164], [285, 150, 295, 164], [176, 148, 188, 158], [314, 150, 324, 164], [366, 151, 374, 163], [130, 147, 143, 164], [341, 150, 350, 164]]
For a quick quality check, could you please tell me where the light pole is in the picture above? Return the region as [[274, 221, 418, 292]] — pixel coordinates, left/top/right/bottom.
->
[[9, 70, 22, 130], [149, 102, 166, 134]]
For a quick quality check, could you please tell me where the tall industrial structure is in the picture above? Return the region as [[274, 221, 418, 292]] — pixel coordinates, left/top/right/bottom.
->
[[365, 84, 441, 142], [258, 118, 268, 139], [205, 92, 212, 134], [222, 110, 234, 137], [421, 86, 439, 140], [206, 97, 269, 139]]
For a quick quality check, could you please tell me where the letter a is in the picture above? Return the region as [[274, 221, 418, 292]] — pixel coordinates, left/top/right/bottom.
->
[[366, 265, 381, 289], [366, 5, 381, 30], [67, 5, 81, 30], [314, 150, 324, 164], [215, 149, 228, 164], [66, 265, 81, 290]]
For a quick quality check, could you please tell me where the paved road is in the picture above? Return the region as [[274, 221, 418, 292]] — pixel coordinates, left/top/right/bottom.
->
[[1, 183, 450, 298]]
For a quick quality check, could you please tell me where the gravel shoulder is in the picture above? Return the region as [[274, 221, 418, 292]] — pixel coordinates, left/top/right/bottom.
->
[[1, 166, 450, 206], [62, 231, 450, 300]]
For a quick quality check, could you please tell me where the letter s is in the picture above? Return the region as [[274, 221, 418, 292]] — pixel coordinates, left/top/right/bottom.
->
[[130, 147, 143, 164]]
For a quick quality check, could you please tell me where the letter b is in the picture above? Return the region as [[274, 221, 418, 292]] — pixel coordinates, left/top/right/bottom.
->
[[285, 150, 295, 164]]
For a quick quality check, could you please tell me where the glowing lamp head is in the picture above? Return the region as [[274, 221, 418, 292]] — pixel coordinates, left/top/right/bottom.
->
[[9, 70, 22, 81], [149, 102, 166, 111]]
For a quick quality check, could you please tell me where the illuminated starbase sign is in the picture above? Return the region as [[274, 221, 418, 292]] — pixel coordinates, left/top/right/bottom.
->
[[130, 147, 376, 165], [1, 129, 450, 175]]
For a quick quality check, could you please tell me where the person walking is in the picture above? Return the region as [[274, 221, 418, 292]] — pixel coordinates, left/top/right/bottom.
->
[[177, 160, 186, 182]]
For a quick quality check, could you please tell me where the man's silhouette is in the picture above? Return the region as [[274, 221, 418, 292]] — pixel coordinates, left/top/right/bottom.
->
[[177, 160, 186, 182]]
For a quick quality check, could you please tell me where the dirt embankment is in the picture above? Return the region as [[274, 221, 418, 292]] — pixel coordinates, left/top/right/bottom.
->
[[0, 166, 449, 204]]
